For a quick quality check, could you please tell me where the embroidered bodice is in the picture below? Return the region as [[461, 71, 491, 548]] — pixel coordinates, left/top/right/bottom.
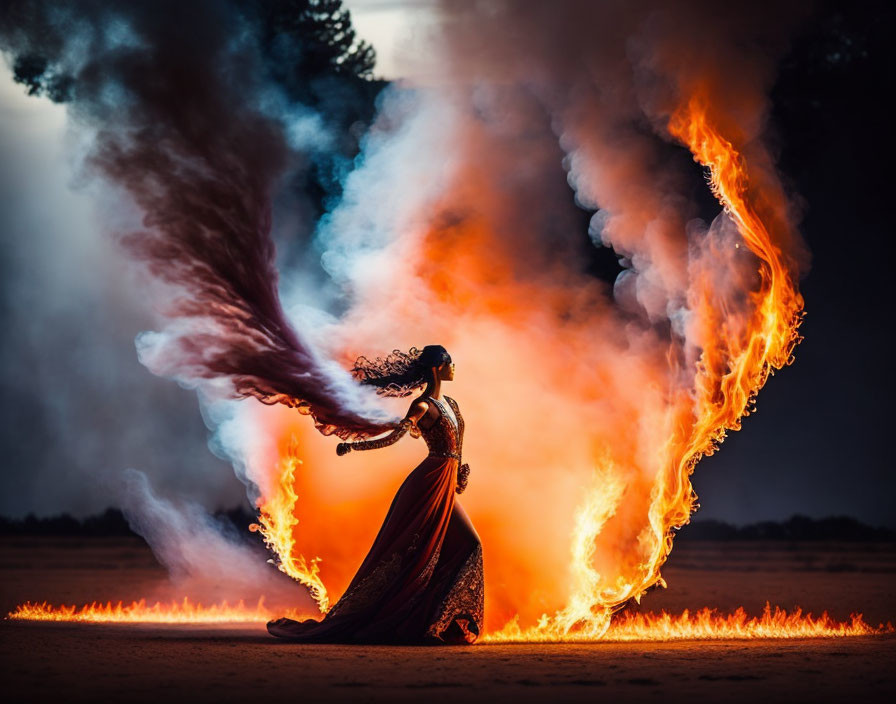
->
[[422, 395, 464, 460], [341, 394, 469, 493]]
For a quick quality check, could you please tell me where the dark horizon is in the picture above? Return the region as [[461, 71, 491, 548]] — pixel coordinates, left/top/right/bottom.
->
[[3, 507, 893, 542]]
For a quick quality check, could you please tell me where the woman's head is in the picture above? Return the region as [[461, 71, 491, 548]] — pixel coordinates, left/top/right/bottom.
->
[[419, 345, 453, 381], [353, 345, 453, 397]]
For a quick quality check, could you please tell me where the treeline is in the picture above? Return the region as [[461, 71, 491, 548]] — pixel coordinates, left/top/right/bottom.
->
[[1, 509, 893, 541], [0, 507, 257, 538], [676, 515, 895, 542]]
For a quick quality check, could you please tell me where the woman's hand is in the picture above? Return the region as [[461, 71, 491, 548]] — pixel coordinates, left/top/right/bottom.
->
[[456, 463, 470, 494]]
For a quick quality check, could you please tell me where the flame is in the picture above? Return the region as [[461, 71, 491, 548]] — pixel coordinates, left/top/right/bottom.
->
[[19, 76, 823, 643], [242, 99, 809, 638], [4, 10, 872, 642], [525, 463, 628, 639], [485, 604, 891, 643], [250, 438, 330, 613], [9, 599, 890, 642], [6, 597, 299, 624], [474, 97, 806, 639]]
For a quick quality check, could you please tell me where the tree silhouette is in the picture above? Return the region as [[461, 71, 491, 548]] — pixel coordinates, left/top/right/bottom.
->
[[4, 0, 383, 241], [256, 0, 376, 82], [7, 0, 377, 104]]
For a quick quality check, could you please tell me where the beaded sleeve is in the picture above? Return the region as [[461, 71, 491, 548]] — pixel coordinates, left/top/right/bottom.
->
[[340, 419, 412, 453]]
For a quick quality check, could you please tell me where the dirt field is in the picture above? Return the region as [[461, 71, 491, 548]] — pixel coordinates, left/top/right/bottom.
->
[[2, 537, 895, 702]]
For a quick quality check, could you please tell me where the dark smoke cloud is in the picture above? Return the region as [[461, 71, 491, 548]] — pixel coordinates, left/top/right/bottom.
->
[[0, 0, 403, 596], [0, 0, 392, 445]]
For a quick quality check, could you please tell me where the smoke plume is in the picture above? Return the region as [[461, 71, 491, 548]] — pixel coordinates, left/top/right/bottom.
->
[[1, 0, 809, 632], [298, 0, 809, 629]]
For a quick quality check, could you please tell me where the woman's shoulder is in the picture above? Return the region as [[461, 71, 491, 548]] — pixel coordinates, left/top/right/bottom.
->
[[408, 394, 431, 414]]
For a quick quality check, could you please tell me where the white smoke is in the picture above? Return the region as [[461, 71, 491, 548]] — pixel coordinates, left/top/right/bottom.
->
[[0, 63, 244, 518], [118, 468, 312, 608]]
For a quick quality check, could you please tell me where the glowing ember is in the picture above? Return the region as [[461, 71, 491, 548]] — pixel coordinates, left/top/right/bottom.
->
[[6, 597, 305, 624]]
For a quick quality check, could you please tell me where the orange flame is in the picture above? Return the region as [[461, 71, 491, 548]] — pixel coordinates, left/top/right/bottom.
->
[[467, 95, 806, 640], [242, 98, 810, 639], [485, 605, 891, 643], [251, 438, 330, 613], [9, 600, 890, 642], [6, 597, 300, 624]]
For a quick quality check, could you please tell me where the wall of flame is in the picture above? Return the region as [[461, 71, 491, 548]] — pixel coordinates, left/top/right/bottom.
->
[[249, 116, 803, 638], [247, 2, 808, 639]]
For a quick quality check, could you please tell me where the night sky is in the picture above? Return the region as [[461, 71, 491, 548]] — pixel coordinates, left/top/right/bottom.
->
[[0, 1, 894, 527], [695, 1, 896, 527]]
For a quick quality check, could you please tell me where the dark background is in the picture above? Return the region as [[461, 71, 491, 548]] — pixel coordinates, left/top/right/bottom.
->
[[695, 0, 895, 527]]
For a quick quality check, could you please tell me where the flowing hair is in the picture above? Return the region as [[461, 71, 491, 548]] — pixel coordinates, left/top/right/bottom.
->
[[352, 345, 451, 397]]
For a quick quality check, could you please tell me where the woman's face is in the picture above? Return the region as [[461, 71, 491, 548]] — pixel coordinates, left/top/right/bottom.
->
[[438, 360, 455, 381]]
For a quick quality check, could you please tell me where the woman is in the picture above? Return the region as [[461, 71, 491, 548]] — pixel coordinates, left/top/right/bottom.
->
[[267, 345, 483, 644]]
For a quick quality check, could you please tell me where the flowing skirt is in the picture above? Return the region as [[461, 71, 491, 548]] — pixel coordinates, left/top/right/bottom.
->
[[267, 455, 483, 644]]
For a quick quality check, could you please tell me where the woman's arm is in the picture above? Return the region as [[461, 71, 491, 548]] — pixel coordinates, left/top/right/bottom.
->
[[336, 399, 429, 455]]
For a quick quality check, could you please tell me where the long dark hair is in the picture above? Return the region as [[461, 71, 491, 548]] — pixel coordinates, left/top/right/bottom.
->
[[352, 345, 451, 397]]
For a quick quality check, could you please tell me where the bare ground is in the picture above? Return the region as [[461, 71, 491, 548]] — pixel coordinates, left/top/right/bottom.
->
[[2, 538, 895, 703]]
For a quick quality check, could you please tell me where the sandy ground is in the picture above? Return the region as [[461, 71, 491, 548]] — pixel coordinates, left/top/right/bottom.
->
[[2, 537, 895, 702]]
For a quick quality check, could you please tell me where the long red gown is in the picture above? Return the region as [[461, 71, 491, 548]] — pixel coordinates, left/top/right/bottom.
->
[[267, 395, 484, 644]]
